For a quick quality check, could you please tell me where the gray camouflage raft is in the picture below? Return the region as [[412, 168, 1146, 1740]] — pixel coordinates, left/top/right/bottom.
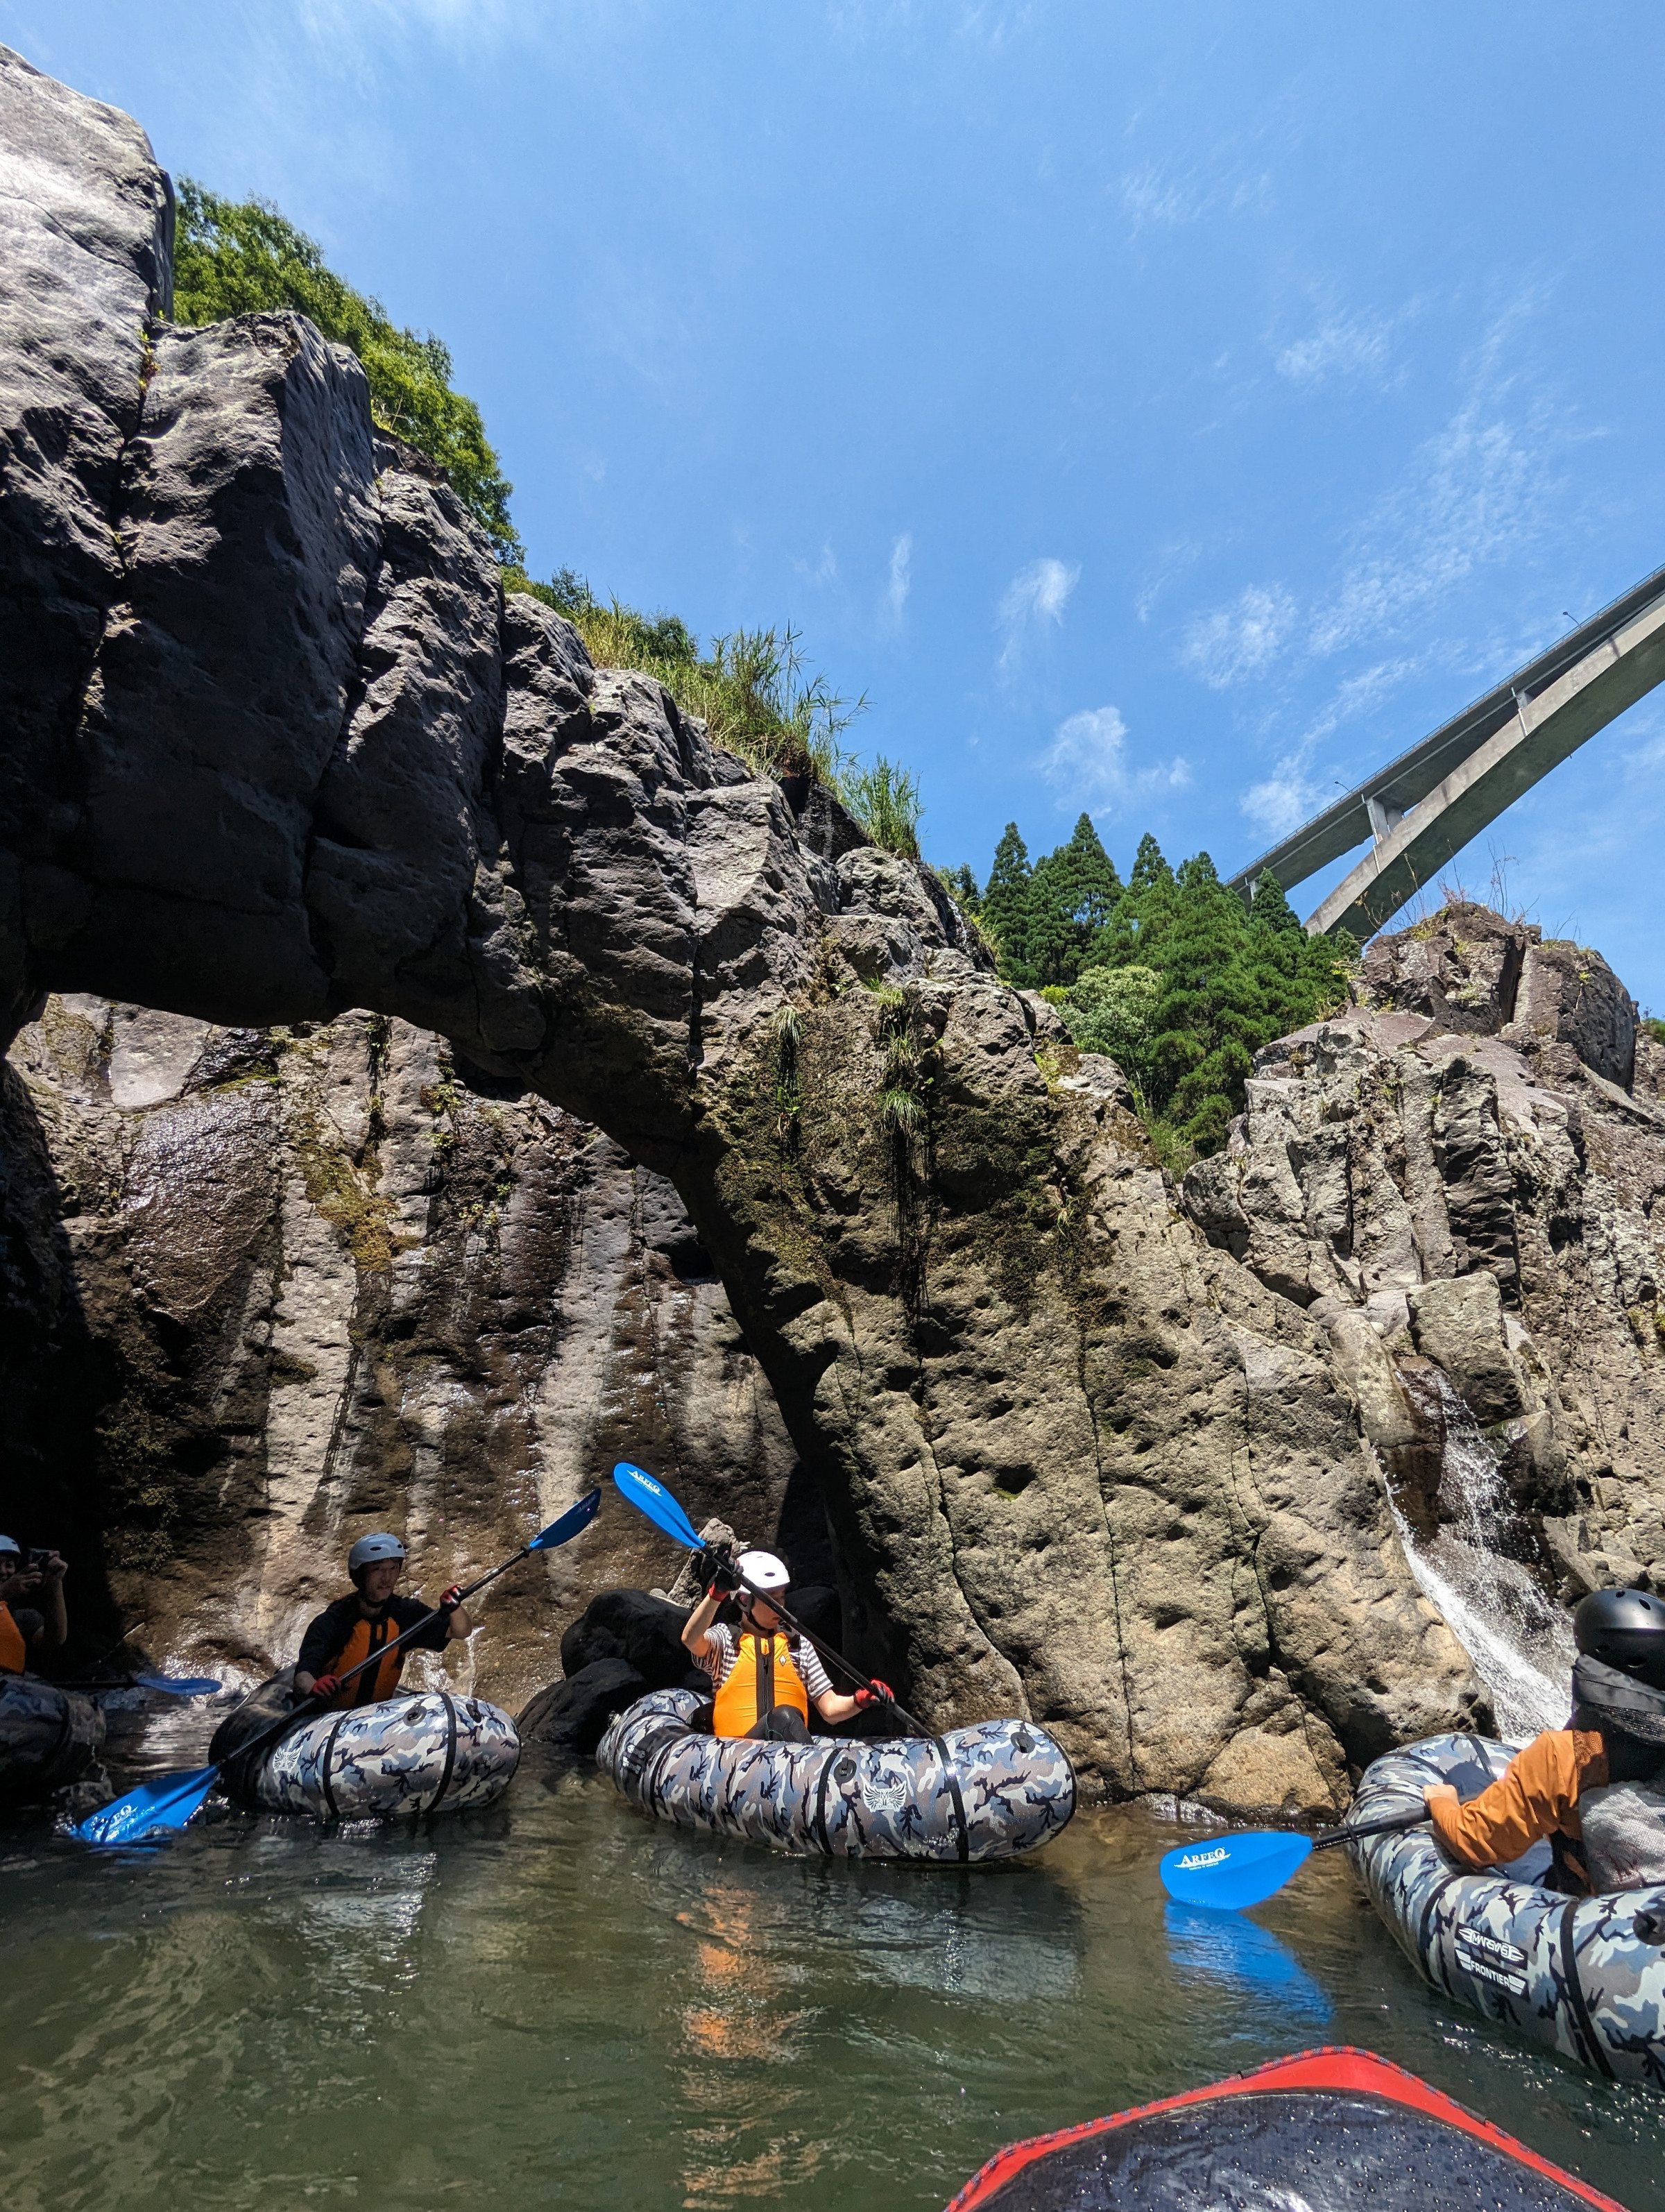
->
[[0, 1673, 103, 1803], [597, 1687, 1076, 1861], [1351, 1733, 1665, 2086], [215, 1678, 520, 1821]]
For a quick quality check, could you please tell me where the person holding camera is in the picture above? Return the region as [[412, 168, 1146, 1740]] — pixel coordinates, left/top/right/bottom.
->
[[0, 1535, 68, 1674]]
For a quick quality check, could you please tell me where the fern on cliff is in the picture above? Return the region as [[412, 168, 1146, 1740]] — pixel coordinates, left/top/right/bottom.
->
[[171, 180, 520, 564]]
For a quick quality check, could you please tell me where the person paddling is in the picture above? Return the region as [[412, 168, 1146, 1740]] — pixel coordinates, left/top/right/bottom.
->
[[0, 1536, 67, 1674], [293, 1533, 472, 1710], [1424, 1586, 1665, 1893], [681, 1548, 892, 1742]]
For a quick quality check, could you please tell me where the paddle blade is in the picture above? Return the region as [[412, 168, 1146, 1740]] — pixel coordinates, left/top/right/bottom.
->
[[1160, 1829, 1315, 1909], [613, 1461, 703, 1551], [133, 1675, 223, 1697], [72, 1767, 219, 1846], [529, 1487, 601, 1551]]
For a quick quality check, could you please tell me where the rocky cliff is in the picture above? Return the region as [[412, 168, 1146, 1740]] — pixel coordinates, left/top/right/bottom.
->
[[6, 47, 1660, 1814]]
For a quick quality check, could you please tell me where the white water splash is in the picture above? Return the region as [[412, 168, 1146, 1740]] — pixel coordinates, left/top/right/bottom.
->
[[1391, 1372, 1576, 1745]]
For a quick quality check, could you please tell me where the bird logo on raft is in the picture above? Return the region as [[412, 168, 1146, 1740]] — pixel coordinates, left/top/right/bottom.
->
[[1175, 1846, 1231, 1870]]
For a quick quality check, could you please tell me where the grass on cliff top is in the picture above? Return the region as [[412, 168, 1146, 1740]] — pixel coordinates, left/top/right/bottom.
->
[[171, 181, 520, 565], [506, 566, 925, 856]]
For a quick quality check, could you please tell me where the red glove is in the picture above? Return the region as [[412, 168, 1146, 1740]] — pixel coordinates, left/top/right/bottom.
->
[[309, 1674, 340, 1700], [854, 1679, 895, 1710], [439, 1585, 463, 1611]]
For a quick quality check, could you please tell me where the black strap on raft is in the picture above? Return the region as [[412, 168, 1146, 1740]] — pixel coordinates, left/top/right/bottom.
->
[[813, 1748, 841, 1854], [319, 1708, 352, 1821], [934, 1737, 970, 1864], [1415, 1869, 1468, 1993], [753, 1634, 775, 1728], [1557, 1899, 1615, 2078], [426, 1692, 459, 1814]]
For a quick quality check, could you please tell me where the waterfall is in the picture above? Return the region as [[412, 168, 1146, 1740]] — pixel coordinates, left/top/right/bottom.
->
[[1390, 1371, 1576, 1744]]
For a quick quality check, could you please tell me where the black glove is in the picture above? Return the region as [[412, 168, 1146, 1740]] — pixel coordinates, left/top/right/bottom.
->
[[438, 1584, 463, 1613], [701, 1549, 740, 1597]]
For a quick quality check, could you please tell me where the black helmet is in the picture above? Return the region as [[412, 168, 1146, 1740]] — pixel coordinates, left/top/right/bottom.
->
[[1573, 1587, 1665, 1690]]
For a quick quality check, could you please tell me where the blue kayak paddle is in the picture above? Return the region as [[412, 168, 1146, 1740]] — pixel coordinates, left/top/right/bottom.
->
[[611, 1459, 925, 1732], [65, 1674, 225, 1697], [1159, 1810, 1428, 1908], [73, 1488, 601, 1848]]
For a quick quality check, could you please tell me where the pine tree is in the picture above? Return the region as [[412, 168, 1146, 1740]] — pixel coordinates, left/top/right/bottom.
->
[[1089, 831, 1175, 969], [982, 824, 1035, 984], [1249, 869, 1302, 934], [1025, 815, 1124, 986], [1145, 853, 1263, 1151]]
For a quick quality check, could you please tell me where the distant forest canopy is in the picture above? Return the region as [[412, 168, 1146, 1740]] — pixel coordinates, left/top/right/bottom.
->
[[171, 182, 520, 563], [950, 816, 1356, 1158]]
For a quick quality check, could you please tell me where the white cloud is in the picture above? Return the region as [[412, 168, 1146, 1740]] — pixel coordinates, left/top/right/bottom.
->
[[1240, 764, 1320, 838], [1309, 301, 1562, 657], [1276, 312, 1394, 389], [887, 533, 913, 618], [1181, 584, 1297, 688], [997, 556, 1079, 667], [1040, 706, 1190, 816]]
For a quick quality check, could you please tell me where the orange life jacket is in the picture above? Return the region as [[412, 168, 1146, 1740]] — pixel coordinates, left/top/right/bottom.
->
[[712, 1630, 811, 1737], [317, 1610, 409, 1710], [0, 1601, 26, 1675]]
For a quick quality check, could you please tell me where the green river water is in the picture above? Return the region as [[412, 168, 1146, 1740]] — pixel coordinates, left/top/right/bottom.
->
[[3, 1753, 1662, 2212]]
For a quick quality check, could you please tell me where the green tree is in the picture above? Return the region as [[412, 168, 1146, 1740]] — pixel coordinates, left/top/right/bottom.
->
[[1025, 814, 1123, 987], [171, 180, 520, 563], [982, 824, 1036, 983], [1145, 853, 1264, 1152], [1061, 964, 1161, 1086]]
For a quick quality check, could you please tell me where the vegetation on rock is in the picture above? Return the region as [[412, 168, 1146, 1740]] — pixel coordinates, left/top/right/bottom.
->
[[171, 182, 519, 563]]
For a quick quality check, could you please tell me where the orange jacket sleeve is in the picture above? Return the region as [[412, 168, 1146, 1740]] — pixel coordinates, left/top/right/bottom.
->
[[1428, 1729, 1607, 1869]]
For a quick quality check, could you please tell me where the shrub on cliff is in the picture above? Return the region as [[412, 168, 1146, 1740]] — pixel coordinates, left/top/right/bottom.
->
[[171, 181, 520, 563]]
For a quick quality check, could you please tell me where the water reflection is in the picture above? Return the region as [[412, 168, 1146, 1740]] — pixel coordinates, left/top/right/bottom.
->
[[1163, 1900, 1332, 2027]]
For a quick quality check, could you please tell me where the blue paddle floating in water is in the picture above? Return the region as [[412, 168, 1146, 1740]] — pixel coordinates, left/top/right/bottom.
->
[[1159, 1811, 1427, 1908], [73, 1490, 602, 1848]]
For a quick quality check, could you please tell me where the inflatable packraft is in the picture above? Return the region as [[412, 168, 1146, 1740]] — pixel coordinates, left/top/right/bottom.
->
[[210, 1674, 520, 1821], [944, 2045, 1625, 2211], [1350, 1733, 1665, 2086], [0, 1672, 103, 1803], [596, 1687, 1075, 1862]]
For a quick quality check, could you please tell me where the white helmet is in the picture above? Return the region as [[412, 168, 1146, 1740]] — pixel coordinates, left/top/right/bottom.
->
[[0, 1535, 18, 1561], [736, 1549, 790, 1594], [348, 1532, 407, 1577]]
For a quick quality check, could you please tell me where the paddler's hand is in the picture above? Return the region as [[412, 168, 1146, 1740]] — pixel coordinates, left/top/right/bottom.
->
[[438, 1585, 463, 1613], [308, 1674, 341, 1701], [1423, 1783, 1458, 1812], [854, 1679, 895, 1710], [702, 1551, 740, 1597]]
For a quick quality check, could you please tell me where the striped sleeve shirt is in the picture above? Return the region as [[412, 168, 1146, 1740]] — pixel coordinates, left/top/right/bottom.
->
[[697, 1622, 833, 1701]]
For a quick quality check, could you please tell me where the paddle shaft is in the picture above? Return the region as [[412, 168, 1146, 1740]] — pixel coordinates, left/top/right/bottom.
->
[[1312, 1810, 1428, 1851]]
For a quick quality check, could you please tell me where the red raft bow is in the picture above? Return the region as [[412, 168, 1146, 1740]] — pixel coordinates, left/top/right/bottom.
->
[[946, 2045, 1627, 2212]]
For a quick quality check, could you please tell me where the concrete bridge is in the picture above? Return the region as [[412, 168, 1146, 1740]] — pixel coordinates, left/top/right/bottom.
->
[[1229, 563, 1665, 939]]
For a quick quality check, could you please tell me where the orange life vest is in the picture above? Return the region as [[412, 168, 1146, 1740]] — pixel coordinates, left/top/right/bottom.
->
[[0, 1601, 26, 1675], [712, 1630, 811, 1737], [318, 1611, 409, 1710]]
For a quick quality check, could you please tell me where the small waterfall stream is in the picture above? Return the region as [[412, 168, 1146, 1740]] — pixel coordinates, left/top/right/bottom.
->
[[1390, 1370, 1576, 1744]]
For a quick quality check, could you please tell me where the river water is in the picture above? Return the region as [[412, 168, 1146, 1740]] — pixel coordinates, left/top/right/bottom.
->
[[3, 1753, 1659, 2211]]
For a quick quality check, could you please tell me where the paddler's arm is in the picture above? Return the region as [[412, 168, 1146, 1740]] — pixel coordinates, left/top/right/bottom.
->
[[1423, 1728, 1603, 1869], [681, 1586, 723, 1661]]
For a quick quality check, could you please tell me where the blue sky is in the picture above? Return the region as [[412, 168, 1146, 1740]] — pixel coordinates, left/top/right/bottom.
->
[[12, 3, 1665, 1005]]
